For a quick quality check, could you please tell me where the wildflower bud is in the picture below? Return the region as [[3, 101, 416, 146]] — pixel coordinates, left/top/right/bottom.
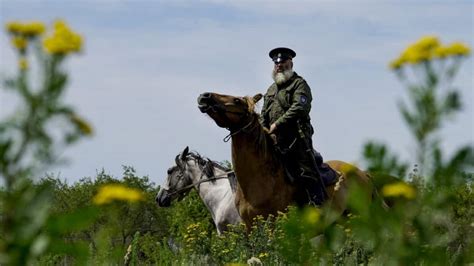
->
[[19, 57, 28, 70], [11, 36, 28, 52]]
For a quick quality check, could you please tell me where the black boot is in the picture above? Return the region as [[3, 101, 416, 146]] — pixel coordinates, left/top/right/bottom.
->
[[302, 176, 326, 206]]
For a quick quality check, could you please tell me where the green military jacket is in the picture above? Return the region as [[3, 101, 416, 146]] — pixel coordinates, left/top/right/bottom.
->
[[260, 72, 314, 145]]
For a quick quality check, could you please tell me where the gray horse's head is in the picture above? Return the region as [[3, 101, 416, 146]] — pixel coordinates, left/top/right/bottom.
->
[[156, 146, 193, 207], [156, 146, 216, 207]]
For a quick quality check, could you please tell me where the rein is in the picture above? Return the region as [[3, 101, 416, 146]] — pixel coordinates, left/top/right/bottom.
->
[[165, 172, 233, 197], [201, 98, 259, 143], [223, 115, 259, 142]]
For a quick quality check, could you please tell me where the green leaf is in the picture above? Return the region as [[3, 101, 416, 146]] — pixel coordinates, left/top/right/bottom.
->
[[442, 91, 461, 115], [46, 206, 100, 234]]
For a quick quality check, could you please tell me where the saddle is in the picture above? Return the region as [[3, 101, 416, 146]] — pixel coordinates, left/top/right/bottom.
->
[[280, 148, 338, 188], [318, 162, 339, 187], [284, 162, 338, 186]]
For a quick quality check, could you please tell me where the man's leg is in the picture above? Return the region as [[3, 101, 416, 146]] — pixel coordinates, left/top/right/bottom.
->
[[297, 145, 327, 205]]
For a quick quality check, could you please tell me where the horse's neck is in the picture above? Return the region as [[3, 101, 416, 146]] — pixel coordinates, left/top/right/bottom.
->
[[231, 117, 279, 194], [193, 167, 231, 197], [189, 165, 234, 216]]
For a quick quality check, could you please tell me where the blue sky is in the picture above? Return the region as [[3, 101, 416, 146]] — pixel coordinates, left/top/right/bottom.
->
[[1, 1, 472, 185]]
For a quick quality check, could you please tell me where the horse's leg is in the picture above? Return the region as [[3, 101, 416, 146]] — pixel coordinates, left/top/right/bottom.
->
[[215, 211, 229, 235]]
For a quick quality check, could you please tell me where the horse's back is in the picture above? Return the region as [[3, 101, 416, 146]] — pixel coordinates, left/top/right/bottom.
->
[[325, 160, 373, 211], [327, 160, 370, 180]]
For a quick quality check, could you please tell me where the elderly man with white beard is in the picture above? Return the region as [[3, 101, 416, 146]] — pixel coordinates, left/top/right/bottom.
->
[[260, 47, 336, 206]]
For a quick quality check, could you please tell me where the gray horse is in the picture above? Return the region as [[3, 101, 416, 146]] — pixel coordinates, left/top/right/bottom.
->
[[156, 147, 241, 234]]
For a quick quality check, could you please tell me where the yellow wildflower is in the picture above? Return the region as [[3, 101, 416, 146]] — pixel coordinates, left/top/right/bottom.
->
[[19, 57, 28, 70], [445, 42, 470, 56], [187, 223, 200, 230], [5, 21, 45, 37], [389, 56, 404, 69], [403, 47, 429, 63], [406, 35, 439, 63], [6, 21, 24, 34], [11, 36, 28, 51], [93, 184, 144, 205], [303, 207, 321, 225], [43, 20, 83, 55], [382, 182, 416, 199], [390, 35, 440, 67], [21, 21, 45, 36], [434, 45, 450, 59], [413, 35, 440, 52], [70, 114, 93, 136]]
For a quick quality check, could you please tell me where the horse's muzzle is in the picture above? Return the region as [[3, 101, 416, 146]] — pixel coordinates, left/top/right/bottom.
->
[[156, 189, 171, 207], [197, 92, 215, 113]]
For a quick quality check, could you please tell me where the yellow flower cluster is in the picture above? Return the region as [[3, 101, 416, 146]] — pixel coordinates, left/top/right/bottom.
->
[[381, 181, 416, 199], [11, 36, 28, 50], [184, 222, 208, 250], [93, 184, 144, 205], [5, 19, 83, 55], [43, 20, 83, 55], [434, 42, 471, 58], [390, 36, 471, 69], [5, 21, 44, 53], [5, 21, 45, 37], [186, 222, 201, 231]]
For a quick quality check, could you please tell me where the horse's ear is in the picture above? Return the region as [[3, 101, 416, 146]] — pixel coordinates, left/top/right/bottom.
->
[[180, 146, 189, 161], [253, 93, 263, 103], [175, 155, 182, 168]]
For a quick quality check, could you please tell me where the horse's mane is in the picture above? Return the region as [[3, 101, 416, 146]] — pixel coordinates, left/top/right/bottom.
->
[[186, 150, 237, 191], [243, 96, 277, 161], [186, 151, 231, 179]]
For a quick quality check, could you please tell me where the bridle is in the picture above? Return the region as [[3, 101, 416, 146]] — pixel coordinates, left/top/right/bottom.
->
[[216, 100, 259, 143], [164, 156, 233, 198], [222, 114, 259, 142], [199, 94, 261, 143]]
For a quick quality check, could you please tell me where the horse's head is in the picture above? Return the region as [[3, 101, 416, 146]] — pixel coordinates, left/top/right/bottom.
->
[[156, 146, 194, 207], [197, 92, 263, 129], [156, 146, 218, 207]]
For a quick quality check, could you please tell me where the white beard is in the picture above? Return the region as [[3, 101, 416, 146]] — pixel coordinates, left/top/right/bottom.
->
[[272, 69, 294, 85]]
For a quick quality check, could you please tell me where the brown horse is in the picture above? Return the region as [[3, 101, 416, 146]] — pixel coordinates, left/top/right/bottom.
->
[[197, 92, 374, 229]]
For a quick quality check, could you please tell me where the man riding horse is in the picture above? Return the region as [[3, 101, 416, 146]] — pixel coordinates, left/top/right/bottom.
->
[[261, 47, 337, 206]]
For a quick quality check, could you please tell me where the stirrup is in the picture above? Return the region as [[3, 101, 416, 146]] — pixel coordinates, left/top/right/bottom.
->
[[308, 199, 322, 207]]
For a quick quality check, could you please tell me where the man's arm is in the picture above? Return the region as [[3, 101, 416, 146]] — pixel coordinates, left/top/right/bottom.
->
[[259, 86, 275, 128], [259, 98, 269, 128]]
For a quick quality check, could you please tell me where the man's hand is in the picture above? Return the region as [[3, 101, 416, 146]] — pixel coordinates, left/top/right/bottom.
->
[[269, 123, 277, 134], [264, 124, 278, 145]]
